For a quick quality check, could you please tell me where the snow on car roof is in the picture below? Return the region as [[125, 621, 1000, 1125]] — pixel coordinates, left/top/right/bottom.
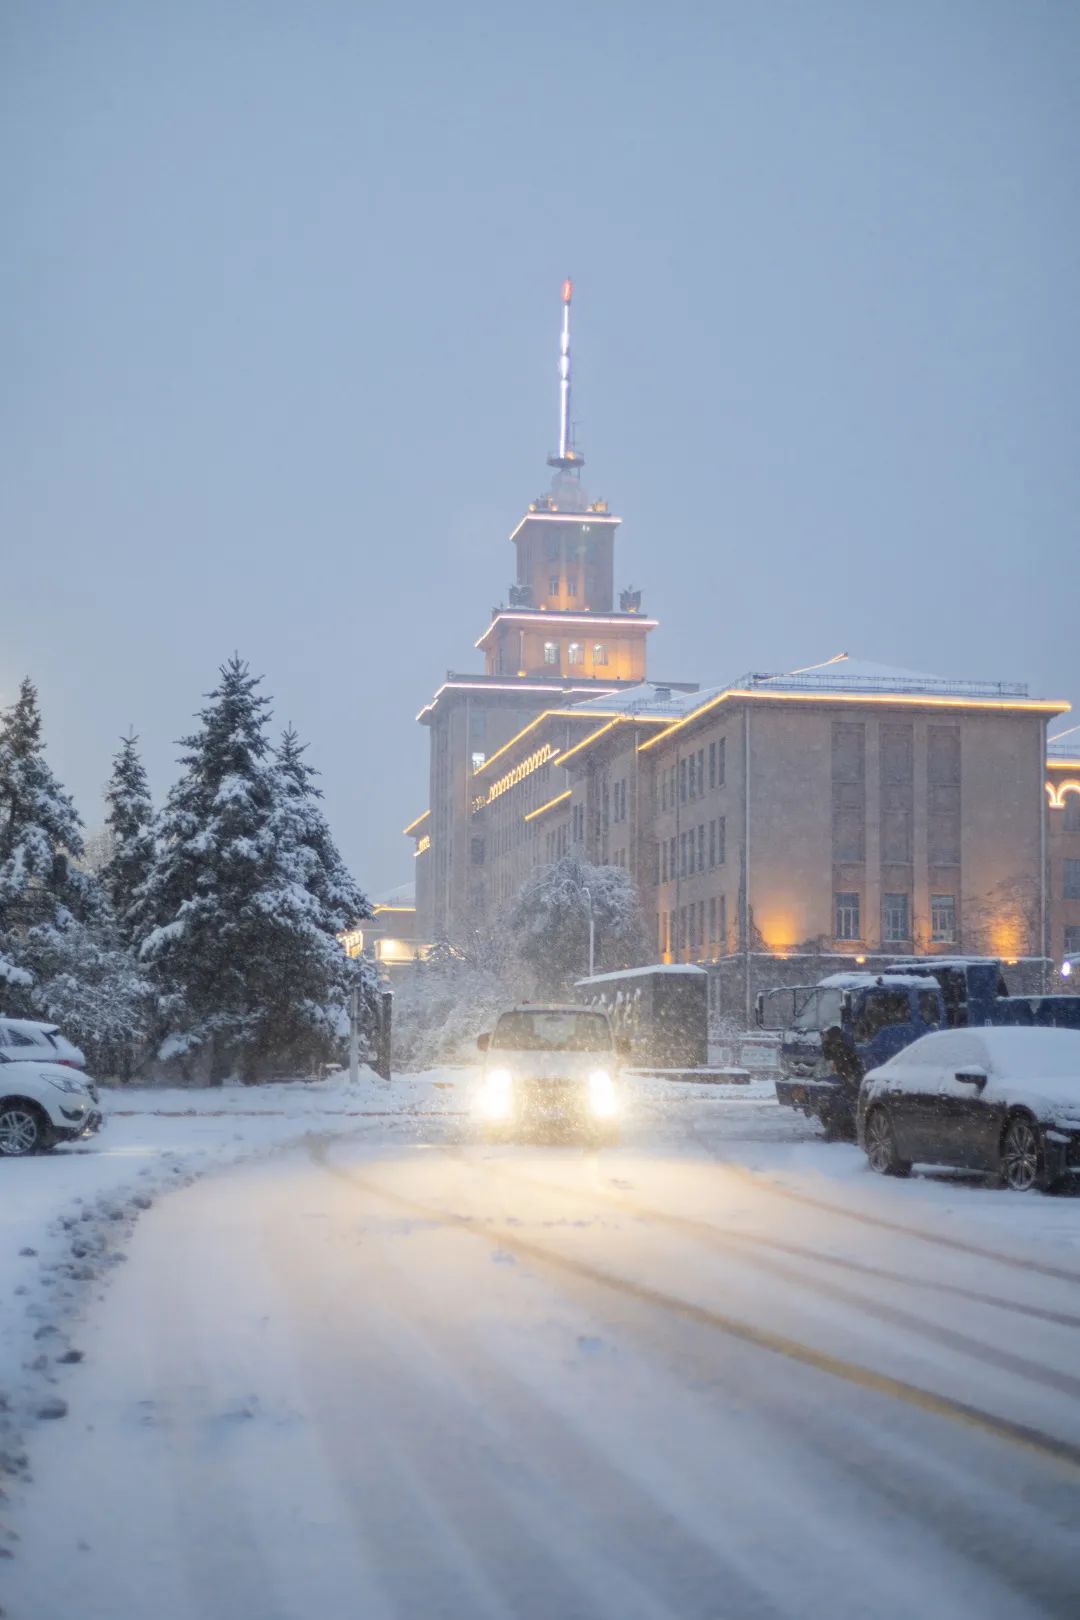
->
[[503, 1003, 610, 1015], [0, 1017, 60, 1035]]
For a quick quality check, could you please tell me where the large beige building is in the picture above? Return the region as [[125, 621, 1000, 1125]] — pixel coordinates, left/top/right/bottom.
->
[[403, 289, 1071, 1018], [410, 661, 1068, 1018]]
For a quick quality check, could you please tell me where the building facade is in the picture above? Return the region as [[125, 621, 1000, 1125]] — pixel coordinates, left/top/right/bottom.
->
[[402, 288, 1072, 1017], [1047, 727, 1080, 970]]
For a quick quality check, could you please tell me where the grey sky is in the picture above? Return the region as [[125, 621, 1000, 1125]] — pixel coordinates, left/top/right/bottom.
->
[[3, 1, 1077, 897]]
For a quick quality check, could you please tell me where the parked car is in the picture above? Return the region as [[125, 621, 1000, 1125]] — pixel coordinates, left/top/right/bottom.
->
[[476, 1004, 627, 1143], [0, 1017, 86, 1070], [858, 1026, 1080, 1191], [0, 1052, 103, 1156]]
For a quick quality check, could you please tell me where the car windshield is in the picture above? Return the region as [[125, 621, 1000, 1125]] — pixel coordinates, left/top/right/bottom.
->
[[491, 1011, 612, 1052], [790, 988, 842, 1032]]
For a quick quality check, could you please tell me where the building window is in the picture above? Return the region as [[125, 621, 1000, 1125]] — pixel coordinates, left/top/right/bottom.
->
[[593, 643, 609, 666], [708, 741, 716, 790], [680, 832, 688, 877], [1064, 793, 1080, 833], [708, 896, 716, 943], [717, 816, 725, 865], [549, 576, 560, 597], [543, 642, 558, 666], [835, 893, 860, 940], [679, 759, 688, 802], [883, 892, 910, 943], [697, 750, 705, 798], [931, 894, 956, 944], [568, 642, 584, 666], [708, 819, 716, 868], [1065, 925, 1080, 956], [697, 823, 705, 872], [1065, 860, 1080, 900], [471, 751, 486, 772], [717, 737, 726, 787]]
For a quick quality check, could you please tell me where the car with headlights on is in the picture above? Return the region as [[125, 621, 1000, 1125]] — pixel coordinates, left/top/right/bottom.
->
[[476, 1005, 626, 1143], [858, 1026, 1080, 1191], [0, 1051, 104, 1156]]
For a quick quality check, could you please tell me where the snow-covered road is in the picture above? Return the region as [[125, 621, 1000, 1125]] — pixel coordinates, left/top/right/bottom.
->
[[6, 1081, 1080, 1619]]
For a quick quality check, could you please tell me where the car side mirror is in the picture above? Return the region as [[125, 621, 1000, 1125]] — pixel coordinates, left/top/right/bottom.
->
[[954, 1065, 987, 1089], [616, 1035, 631, 1057], [476, 1033, 490, 1052]]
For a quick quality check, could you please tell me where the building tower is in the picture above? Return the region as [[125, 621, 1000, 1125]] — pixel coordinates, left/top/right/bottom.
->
[[409, 282, 656, 941]]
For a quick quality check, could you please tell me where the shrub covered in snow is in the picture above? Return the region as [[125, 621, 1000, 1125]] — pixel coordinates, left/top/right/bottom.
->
[[510, 853, 648, 996]]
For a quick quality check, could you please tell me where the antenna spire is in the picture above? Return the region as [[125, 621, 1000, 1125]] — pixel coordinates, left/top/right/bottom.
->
[[547, 278, 584, 471]]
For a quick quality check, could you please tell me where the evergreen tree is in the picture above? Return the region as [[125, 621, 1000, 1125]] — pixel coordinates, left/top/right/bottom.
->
[[135, 658, 368, 1082], [272, 726, 370, 934], [101, 732, 155, 941], [0, 680, 151, 1072], [0, 678, 90, 983]]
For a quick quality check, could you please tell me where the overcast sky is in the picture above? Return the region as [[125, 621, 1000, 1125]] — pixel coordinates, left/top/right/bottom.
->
[[3, 1, 1077, 897]]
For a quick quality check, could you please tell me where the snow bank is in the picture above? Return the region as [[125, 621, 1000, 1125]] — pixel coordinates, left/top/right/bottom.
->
[[0, 1068, 462, 1487]]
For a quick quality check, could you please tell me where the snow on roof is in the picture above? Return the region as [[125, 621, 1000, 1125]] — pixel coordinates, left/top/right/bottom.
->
[[569, 682, 705, 719], [818, 972, 939, 990], [1048, 725, 1080, 760], [576, 963, 707, 985], [742, 656, 1030, 701], [375, 880, 415, 906]]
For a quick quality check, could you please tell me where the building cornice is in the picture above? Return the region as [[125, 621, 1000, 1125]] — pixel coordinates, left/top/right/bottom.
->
[[474, 610, 658, 652], [639, 687, 1071, 754]]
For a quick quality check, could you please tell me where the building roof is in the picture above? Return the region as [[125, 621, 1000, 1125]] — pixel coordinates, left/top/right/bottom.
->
[[1048, 724, 1080, 764], [637, 654, 1068, 753], [375, 880, 415, 908], [569, 681, 702, 717]]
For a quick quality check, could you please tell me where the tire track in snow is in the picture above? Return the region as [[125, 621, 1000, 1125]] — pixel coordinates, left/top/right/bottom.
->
[[307, 1140, 1080, 1475], [441, 1150, 1080, 1401]]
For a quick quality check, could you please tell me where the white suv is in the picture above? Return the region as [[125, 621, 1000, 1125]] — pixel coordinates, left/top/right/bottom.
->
[[0, 1052, 104, 1156], [476, 1004, 626, 1143], [0, 1017, 86, 1070]]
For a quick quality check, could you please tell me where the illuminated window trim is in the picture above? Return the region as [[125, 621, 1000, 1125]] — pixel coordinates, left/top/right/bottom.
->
[[639, 688, 1070, 753], [373, 904, 418, 914], [472, 706, 634, 778], [472, 743, 559, 811], [1047, 780, 1080, 810]]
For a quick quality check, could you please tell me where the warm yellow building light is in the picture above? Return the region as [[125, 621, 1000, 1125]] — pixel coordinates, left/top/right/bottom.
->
[[414, 835, 431, 856], [402, 810, 430, 836], [524, 789, 571, 822], [640, 688, 1070, 753], [338, 929, 365, 959]]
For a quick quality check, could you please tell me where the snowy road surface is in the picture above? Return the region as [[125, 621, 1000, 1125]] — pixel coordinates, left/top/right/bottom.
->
[[6, 1079, 1080, 1620]]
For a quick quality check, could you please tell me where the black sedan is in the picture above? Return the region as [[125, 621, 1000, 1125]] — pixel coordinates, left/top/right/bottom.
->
[[857, 1026, 1080, 1192]]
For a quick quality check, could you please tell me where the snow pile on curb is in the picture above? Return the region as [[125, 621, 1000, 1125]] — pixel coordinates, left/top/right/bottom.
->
[[0, 1068, 461, 1503]]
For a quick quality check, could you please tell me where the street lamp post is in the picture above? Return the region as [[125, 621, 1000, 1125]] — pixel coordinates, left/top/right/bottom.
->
[[581, 884, 595, 978]]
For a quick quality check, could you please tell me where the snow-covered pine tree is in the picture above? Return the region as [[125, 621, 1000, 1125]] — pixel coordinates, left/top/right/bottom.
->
[[0, 680, 151, 1073], [272, 726, 370, 936], [0, 677, 90, 986], [135, 659, 368, 1082], [510, 853, 647, 996], [101, 732, 155, 943]]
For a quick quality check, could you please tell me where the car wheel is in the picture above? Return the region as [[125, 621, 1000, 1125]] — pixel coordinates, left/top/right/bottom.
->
[[999, 1114, 1047, 1193], [0, 1101, 49, 1157], [864, 1108, 911, 1177]]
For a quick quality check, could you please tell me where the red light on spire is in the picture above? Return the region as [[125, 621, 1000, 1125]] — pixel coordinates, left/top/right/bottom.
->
[[562, 278, 573, 304]]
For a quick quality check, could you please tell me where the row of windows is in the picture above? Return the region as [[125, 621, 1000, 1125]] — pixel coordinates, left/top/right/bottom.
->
[[542, 641, 609, 666], [660, 895, 728, 954], [657, 738, 726, 812], [834, 891, 957, 944], [658, 818, 726, 883]]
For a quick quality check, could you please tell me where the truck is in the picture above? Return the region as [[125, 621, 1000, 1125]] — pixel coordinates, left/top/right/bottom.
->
[[759, 957, 1080, 1140]]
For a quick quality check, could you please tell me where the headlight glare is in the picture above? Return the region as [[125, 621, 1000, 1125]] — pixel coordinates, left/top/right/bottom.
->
[[482, 1067, 514, 1119], [588, 1069, 617, 1118]]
